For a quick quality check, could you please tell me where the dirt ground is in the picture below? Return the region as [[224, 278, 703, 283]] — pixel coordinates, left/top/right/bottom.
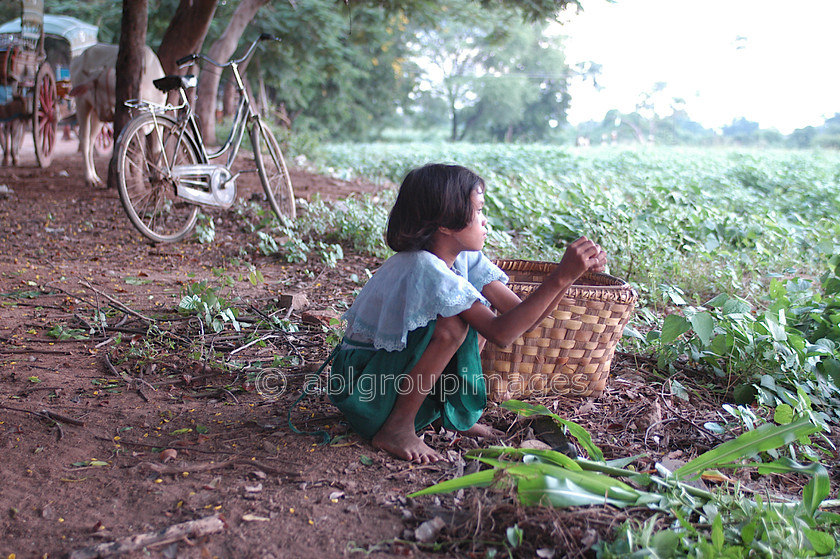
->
[[0, 137, 836, 559]]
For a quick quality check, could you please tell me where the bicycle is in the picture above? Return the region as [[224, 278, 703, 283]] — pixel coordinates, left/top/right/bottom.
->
[[114, 33, 295, 243]]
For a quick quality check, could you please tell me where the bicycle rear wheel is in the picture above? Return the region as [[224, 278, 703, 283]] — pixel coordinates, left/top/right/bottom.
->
[[251, 120, 295, 221], [116, 114, 201, 243]]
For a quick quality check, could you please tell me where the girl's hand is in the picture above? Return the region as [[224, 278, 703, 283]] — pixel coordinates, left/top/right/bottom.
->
[[590, 242, 608, 273], [557, 237, 607, 280]]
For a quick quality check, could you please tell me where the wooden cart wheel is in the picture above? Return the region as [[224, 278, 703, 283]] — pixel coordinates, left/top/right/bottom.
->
[[33, 61, 58, 168]]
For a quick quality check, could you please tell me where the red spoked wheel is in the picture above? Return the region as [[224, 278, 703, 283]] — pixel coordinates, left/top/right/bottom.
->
[[33, 61, 58, 168]]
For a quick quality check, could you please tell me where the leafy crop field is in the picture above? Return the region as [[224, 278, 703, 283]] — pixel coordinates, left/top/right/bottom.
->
[[310, 143, 840, 406], [313, 144, 839, 297], [293, 144, 840, 556]]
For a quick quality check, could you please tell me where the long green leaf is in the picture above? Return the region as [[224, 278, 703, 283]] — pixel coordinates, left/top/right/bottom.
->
[[500, 400, 604, 462], [575, 457, 653, 486], [516, 473, 632, 508], [407, 468, 499, 498], [503, 461, 643, 504], [466, 446, 582, 470], [758, 458, 832, 518], [674, 417, 821, 479]]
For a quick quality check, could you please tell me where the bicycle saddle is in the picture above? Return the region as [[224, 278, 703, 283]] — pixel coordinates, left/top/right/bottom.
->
[[153, 75, 197, 92]]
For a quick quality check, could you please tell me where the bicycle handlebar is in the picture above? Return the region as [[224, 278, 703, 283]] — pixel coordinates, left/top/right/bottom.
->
[[175, 53, 198, 66], [176, 34, 279, 70]]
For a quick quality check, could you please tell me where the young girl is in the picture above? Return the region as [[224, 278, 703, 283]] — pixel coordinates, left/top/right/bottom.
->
[[328, 163, 607, 463]]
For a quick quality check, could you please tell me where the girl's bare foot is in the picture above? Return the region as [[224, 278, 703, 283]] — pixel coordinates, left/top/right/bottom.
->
[[459, 422, 504, 439], [372, 424, 445, 464]]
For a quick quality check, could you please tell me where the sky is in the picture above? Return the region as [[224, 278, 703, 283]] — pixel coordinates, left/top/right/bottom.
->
[[559, 0, 840, 134]]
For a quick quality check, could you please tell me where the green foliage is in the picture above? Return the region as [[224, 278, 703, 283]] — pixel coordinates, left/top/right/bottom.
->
[[411, 400, 837, 559], [254, 194, 391, 264], [648, 255, 840, 424], [178, 279, 243, 334], [194, 213, 216, 244], [47, 325, 89, 341], [313, 144, 840, 293]]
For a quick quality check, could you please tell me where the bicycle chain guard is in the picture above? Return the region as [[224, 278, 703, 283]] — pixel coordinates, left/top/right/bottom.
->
[[171, 164, 236, 208]]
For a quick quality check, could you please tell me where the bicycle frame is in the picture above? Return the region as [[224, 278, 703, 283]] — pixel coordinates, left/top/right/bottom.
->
[[176, 37, 266, 170]]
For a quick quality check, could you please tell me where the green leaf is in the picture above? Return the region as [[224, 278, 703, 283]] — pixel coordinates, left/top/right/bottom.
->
[[660, 314, 691, 345], [721, 297, 752, 315], [514, 460, 641, 500], [711, 514, 724, 551], [741, 520, 756, 545], [763, 311, 788, 342], [802, 467, 831, 518], [670, 379, 690, 401], [408, 468, 498, 497], [674, 417, 821, 479], [509, 462, 644, 508], [823, 277, 840, 296], [652, 529, 680, 558], [359, 455, 374, 466], [516, 472, 624, 507], [500, 400, 603, 462], [705, 293, 729, 308], [732, 384, 757, 404], [804, 529, 835, 555], [170, 428, 192, 435], [466, 446, 582, 470], [821, 358, 840, 386], [506, 525, 523, 548], [688, 310, 715, 346], [773, 404, 794, 424]]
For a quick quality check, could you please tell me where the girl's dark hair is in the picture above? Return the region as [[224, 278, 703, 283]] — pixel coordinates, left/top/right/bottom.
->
[[386, 163, 485, 252]]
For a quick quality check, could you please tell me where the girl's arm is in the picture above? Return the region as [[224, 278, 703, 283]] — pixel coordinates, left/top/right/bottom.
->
[[463, 237, 606, 347], [483, 281, 570, 334], [481, 280, 521, 314]]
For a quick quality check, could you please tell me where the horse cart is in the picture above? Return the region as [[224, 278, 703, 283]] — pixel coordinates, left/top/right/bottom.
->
[[0, 0, 97, 167]]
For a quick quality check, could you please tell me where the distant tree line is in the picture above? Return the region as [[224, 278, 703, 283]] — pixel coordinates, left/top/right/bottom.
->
[[571, 112, 840, 150]]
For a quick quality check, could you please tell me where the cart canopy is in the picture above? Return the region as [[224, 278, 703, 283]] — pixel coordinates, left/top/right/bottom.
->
[[0, 14, 98, 58]]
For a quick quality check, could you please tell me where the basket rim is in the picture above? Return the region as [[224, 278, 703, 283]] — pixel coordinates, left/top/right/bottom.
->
[[494, 259, 638, 304], [494, 259, 632, 288]]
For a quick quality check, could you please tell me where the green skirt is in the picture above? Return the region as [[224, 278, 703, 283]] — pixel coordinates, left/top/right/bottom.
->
[[327, 320, 486, 440]]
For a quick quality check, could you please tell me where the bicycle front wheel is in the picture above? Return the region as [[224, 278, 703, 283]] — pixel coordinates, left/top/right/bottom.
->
[[251, 120, 295, 221], [116, 114, 201, 243]]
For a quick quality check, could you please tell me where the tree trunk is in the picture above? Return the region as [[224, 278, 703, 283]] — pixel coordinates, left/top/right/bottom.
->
[[157, 0, 218, 74], [157, 0, 218, 104], [257, 58, 269, 118], [194, 0, 269, 146], [108, 0, 148, 189], [223, 79, 236, 118]]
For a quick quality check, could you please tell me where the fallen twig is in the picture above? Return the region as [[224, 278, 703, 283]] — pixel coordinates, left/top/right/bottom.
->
[[68, 514, 226, 559], [0, 404, 85, 426], [0, 347, 74, 354], [79, 280, 154, 323], [102, 352, 155, 402], [137, 458, 300, 477]]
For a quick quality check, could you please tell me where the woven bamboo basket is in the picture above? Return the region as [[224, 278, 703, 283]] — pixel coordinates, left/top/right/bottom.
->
[[482, 260, 638, 401]]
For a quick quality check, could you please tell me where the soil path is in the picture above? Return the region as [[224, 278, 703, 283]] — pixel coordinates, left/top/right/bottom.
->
[[0, 142, 445, 559]]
